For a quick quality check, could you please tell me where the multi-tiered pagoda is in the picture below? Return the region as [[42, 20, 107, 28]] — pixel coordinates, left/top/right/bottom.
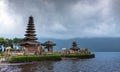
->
[[70, 42, 79, 53], [20, 16, 41, 55]]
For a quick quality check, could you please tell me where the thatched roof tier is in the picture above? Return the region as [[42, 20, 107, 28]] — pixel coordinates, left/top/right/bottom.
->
[[19, 41, 40, 46], [24, 37, 37, 41], [25, 34, 36, 36], [25, 31, 35, 33], [24, 16, 37, 41], [42, 41, 56, 46], [19, 16, 39, 47]]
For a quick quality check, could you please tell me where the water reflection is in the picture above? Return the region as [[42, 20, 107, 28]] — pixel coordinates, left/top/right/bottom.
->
[[0, 65, 21, 72], [1, 52, 120, 72], [18, 61, 55, 72]]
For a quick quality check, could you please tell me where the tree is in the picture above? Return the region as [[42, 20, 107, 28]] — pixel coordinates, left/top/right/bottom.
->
[[13, 38, 23, 50], [0, 37, 9, 52], [0, 37, 23, 52], [0, 37, 4, 52]]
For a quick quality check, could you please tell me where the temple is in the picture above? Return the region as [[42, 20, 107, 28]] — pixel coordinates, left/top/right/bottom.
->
[[42, 41, 56, 53], [70, 42, 79, 53], [19, 16, 41, 55]]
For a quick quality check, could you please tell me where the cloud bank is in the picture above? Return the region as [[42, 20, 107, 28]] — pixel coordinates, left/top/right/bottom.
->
[[0, 0, 120, 39]]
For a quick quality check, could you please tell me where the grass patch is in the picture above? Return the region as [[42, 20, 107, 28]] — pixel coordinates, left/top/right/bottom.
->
[[0, 54, 3, 59], [8, 54, 95, 63], [0, 56, 2, 59], [8, 55, 61, 63], [63, 54, 95, 59]]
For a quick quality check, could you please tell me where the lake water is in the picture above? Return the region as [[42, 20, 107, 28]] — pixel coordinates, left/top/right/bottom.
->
[[0, 52, 120, 72]]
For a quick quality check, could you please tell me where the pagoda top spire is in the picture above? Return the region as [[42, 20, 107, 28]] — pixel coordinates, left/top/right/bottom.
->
[[24, 16, 37, 41]]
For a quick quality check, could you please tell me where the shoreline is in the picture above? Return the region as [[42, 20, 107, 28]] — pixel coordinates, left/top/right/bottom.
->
[[5, 54, 95, 63]]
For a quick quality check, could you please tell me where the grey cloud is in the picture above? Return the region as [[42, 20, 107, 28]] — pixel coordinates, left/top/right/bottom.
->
[[1, 0, 120, 39], [110, 0, 120, 33]]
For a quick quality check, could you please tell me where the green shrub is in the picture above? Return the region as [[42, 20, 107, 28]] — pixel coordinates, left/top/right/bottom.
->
[[0, 54, 4, 59], [0, 56, 2, 59], [0, 53, 4, 56], [8, 54, 95, 63], [8, 55, 62, 63]]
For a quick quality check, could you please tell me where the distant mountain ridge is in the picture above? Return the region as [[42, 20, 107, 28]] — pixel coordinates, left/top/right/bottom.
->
[[38, 37, 120, 52]]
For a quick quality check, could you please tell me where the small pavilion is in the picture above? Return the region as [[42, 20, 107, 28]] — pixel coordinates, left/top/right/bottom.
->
[[70, 42, 79, 53], [42, 41, 56, 52]]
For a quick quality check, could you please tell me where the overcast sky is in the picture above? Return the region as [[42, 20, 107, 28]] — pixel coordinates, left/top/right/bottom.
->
[[0, 0, 120, 39]]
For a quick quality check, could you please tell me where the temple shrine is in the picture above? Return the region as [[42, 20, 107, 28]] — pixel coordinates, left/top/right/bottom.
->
[[42, 41, 56, 52], [70, 42, 79, 53], [19, 16, 41, 55]]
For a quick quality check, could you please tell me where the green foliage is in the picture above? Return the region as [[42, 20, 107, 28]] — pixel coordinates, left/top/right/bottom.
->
[[0, 37, 23, 51], [8, 54, 95, 63], [8, 55, 61, 63], [63, 54, 95, 58], [0, 53, 4, 56], [0, 37, 8, 47], [0, 54, 3, 59], [13, 38, 23, 44]]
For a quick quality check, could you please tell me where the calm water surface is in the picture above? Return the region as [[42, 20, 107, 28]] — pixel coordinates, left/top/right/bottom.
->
[[0, 52, 120, 72]]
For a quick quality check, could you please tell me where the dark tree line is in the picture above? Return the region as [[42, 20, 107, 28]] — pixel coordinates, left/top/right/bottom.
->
[[0, 37, 23, 52]]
